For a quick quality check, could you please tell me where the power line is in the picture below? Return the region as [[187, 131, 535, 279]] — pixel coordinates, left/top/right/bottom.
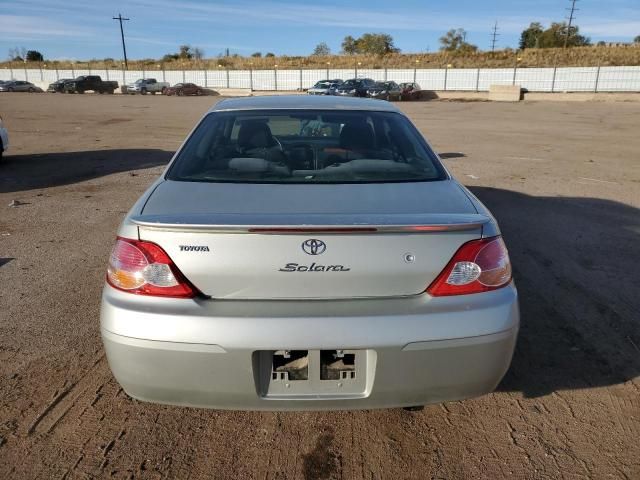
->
[[564, 0, 579, 48], [112, 13, 130, 69], [490, 21, 500, 52]]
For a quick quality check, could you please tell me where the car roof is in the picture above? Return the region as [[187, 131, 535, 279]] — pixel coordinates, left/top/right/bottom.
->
[[210, 95, 402, 113]]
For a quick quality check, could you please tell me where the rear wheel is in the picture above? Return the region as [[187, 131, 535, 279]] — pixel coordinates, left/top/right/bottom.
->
[[161, 87, 167, 95], [7, 87, 14, 92], [141, 88, 147, 95], [28, 87, 35, 93], [177, 89, 184, 96]]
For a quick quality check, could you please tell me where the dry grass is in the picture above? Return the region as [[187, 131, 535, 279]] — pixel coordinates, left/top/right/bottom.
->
[[2, 46, 639, 71]]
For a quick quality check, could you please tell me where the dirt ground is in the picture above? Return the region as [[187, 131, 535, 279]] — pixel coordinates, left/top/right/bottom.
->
[[0, 93, 638, 480]]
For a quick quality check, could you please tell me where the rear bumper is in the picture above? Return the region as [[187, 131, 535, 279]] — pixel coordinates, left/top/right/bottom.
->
[[101, 284, 519, 410]]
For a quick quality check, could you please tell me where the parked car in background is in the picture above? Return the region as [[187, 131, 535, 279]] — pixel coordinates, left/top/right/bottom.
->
[[100, 95, 518, 411], [307, 79, 342, 95], [164, 83, 205, 96], [0, 115, 8, 161], [367, 81, 402, 101], [47, 79, 74, 93], [0, 80, 40, 93], [64, 76, 118, 94], [334, 78, 376, 97], [126, 78, 170, 95], [399, 83, 422, 101]]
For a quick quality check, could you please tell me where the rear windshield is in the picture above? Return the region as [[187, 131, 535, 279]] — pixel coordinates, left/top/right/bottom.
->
[[166, 109, 446, 184]]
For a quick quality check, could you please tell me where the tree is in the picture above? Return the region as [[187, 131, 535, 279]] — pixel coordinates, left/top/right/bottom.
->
[[251, 52, 262, 57], [341, 33, 399, 55], [519, 22, 544, 49], [265, 52, 275, 57], [312, 42, 331, 56], [519, 22, 590, 49], [439, 29, 477, 53], [178, 45, 193, 59], [341, 35, 358, 55], [192, 47, 204, 60], [26, 50, 44, 62], [634, 35, 640, 44], [357, 33, 399, 55], [8, 47, 26, 61]]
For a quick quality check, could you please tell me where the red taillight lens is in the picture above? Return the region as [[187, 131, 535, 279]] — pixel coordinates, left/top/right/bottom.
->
[[106, 237, 197, 298], [426, 236, 512, 296]]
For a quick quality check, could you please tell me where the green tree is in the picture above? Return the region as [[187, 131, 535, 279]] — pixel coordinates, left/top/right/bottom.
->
[[178, 45, 193, 59], [251, 52, 262, 57], [356, 33, 399, 55], [26, 50, 44, 61], [439, 29, 477, 53], [312, 42, 331, 56], [265, 52, 275, 57], [341, 36, 358, 55], [192, 47, 204, 60], [634, 35, 640, 44], [519, 22, 590, 48], [519, 22, 544, 49]]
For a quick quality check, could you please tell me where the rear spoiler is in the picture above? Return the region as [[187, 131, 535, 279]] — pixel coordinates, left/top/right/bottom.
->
[[130, 213, 490, 234]]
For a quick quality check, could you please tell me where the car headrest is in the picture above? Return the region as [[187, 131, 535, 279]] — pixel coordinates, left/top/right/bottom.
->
[[340, 122, 375, 150], [237, 121, 275, 149]]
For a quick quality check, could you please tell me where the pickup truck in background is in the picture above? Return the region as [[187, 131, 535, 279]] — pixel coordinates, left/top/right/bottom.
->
[[126, 78, 169, 95], [64, 76, 118, 94]]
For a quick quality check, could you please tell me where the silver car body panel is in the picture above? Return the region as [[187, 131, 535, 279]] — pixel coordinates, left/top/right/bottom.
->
[[102, 95, 518, 410]]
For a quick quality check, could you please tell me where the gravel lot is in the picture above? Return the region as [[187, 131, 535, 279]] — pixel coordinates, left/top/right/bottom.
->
[[0, 93, 638, 479]]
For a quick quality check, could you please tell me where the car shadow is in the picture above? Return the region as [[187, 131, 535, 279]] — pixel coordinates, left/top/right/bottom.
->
[[0, 149, 173, 193], [438, 152, 466, 159], [469, 187, 640, 398]]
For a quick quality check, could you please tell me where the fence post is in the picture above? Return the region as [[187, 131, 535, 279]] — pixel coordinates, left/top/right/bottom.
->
[[444, 65, 448, 91], [24, 65, 28, 81], [182, 69, 185, 83], [122, 67, 125, 85], [413, 67, 417, 83], [106, 69, 109, 81], [142, 68, 145, 79], [9, 67, 13, 79], [88, 63, 92, 75], [162, 68, 165, 83], [299, 68, 303, 91], [551, 66, 557, 93], [226, 68, 230, 88], [274, 68, 278, 91], [475, 68, 480, 92], [40, 64, 44, 81], [55, 67, 59, 81], [249, 68, 253, 91], [204, 69, 208, 88], [71, 66, 75, 78], [384, 68, 387, 81], [594, 65, 601, 93], [512, 66, 517, 86]]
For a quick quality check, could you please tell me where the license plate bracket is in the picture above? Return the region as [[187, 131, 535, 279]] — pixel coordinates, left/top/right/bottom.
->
[[254, 349, 372, 399]]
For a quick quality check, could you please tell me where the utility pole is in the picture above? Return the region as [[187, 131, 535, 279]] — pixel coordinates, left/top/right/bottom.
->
[[490, 21, 500, 52], [112, 13, 130, 69], [564, 0, 578, 48]]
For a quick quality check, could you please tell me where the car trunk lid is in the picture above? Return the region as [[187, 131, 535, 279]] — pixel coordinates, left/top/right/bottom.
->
[[135, 180, 485, 299]]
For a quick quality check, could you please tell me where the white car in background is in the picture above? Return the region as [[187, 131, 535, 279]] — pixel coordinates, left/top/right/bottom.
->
[[126, 78, 170, 95], [0, 115, 8, 161]]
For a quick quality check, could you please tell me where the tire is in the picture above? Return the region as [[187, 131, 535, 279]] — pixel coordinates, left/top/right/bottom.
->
[[161, 87, 167, 95], [7, 87, 14, 92], [177, 89, 184, 96], [28, 87, 35, 93], [141, 88, 147, 95], [108, 89, 114, 94], [77, 89, 84, 94]]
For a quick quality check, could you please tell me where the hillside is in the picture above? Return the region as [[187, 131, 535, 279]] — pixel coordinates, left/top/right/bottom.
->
[[2, 46, 639, 71]]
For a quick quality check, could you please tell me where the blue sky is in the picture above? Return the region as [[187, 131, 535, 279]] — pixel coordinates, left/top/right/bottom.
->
[[1, 0, 639, 60]]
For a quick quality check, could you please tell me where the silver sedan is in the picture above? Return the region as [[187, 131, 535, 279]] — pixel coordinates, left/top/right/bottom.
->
[[101, 95, 519, 411]]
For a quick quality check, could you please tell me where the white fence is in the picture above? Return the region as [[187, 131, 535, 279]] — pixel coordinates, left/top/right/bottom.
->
[[1, 66, 639, 92]]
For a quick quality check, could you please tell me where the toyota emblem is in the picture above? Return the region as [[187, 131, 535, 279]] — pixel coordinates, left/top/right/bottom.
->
[[302, 239, 326, 255]]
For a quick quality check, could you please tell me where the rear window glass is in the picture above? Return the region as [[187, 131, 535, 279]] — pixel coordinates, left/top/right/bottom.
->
[[166, 109, 446, 184]]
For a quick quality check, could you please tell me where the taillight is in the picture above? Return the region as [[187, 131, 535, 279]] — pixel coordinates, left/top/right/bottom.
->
[[427, 236, 512, 296], [106, 237, 197, 298]]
